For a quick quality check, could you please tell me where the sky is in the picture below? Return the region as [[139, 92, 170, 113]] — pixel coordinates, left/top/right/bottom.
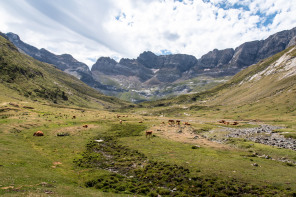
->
[[0, 0, 296, 67]]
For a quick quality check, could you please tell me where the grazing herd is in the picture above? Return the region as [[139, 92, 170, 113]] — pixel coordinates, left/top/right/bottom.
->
[[32, 112, 238, 140], [218, 120, 239, 126]]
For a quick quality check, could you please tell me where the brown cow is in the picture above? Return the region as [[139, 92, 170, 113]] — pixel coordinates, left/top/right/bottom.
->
[[72, 116, 76, 119], [168, 120, 175, 125], [33, 131, 44, 136], [117, 114, 121, 118], [184, 122, 191, 126], [176, 120, 181, 125], [83, 125, 88, 128], [139, 121, 143, 123], [146, 131, 153, 138], [219, 120, 226, 124], [232, 121, 239, 125]]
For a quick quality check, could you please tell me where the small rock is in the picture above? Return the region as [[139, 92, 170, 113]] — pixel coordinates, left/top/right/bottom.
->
[[192, 145, 200, 149], [265, 155, 271, 159]]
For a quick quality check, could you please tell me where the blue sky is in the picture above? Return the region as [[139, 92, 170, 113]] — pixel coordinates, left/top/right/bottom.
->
[[0, 0, 295, 67]]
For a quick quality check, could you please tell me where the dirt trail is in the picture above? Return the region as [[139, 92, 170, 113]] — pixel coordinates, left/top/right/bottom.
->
[[150, 123, 232, 150]]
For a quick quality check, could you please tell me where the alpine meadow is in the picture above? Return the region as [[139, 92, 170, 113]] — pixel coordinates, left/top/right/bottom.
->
[[1, 1, 296, 196]]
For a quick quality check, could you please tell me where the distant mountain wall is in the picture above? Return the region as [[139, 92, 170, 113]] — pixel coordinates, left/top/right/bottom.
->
[[5, 27, 296, 102], [92, 27, 296, 81]]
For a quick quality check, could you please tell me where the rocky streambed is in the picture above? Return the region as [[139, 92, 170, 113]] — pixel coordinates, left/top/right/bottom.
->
[[207, 125, 296, 151]]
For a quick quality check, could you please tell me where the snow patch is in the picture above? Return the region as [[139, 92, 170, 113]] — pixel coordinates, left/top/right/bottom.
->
[[151, 69, 159, 73]]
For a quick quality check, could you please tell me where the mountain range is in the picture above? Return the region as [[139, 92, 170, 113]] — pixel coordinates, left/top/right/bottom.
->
[[143, 43, 296, 121], [5, 27, 296, 102]]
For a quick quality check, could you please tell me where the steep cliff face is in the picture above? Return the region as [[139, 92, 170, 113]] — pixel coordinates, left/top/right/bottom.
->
[[92, 53, 197, 83], [197, 48, 235, 70], [227, 27, 296, 71]]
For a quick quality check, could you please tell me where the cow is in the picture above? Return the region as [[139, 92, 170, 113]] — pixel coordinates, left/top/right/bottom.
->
[[83, 125, 88, 128], [146, 131, 153, 138], [33, 131, 44, 136], [176, 120, 181, 125], [139, 121, 143, 123], [184, 122, 191, 126], [168, 120, 175, 125], [117, 114, 121, 118], [232, 121, 239, 125], [72, 116, 76, 119], [120, 120, 122, 124], [219, 120, 226, 124]]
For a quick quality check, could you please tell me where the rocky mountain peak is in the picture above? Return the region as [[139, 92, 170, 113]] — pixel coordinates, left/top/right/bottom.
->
[[198, 48, 234, 69], [137, 51, 158, 69], [6, 32, 20, 42], [91, 57, 118, 72]]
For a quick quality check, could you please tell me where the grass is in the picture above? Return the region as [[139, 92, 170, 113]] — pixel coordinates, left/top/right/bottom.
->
[[120, 136, 296, 188], [2, 98, 295, 196], [75, 124, 294, 196], [1, 93, 296, 196], [0, 86, 127, 196]]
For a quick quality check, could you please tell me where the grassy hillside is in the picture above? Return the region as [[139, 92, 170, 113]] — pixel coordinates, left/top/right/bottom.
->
[[0, 35, 129, 110]]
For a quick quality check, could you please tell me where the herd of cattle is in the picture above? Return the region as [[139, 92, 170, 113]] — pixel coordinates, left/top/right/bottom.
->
[[33, 114, 239, 138], [218, 120, 239, 125]]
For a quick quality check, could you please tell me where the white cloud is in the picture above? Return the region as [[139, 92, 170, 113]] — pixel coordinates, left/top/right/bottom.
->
[[0, 0, 295, 67]]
